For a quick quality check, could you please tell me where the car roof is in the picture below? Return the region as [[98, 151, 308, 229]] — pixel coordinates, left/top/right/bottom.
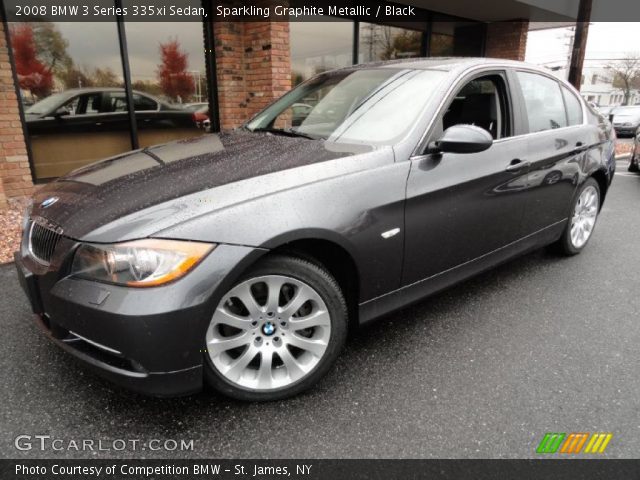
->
[[343, 57, 539, 72]]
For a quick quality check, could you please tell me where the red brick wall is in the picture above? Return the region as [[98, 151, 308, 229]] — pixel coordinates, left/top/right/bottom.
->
[[0, 17, 33, 204], [485, 21, 529, 61], [214, 19, 291, 130]]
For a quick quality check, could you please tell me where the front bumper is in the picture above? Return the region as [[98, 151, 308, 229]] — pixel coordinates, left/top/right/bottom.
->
[[15, 243, 265, 397]]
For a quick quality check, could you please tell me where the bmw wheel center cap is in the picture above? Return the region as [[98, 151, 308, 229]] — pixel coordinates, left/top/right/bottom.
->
[[262, 322, 276, 336]]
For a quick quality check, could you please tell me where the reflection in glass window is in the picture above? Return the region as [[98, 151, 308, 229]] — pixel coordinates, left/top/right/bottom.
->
[[562, 86, 584, 126], [290, 20, 353, 86], [359, 24, 422, 63], [431, 18, 483, 57], [517, 72, 568, 132], [123, 19, 208, 148], [9, 21, 131, 179]]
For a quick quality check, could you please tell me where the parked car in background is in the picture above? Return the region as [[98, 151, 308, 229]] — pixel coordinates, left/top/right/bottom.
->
[[597, 105, 615, 119], [610, 105, 640, 137], [15, 58, 614, 401], [182, 103, 210, 130], [629, 126, 640, 172], [23, 88, 200, 178], [183, 102, 208, 112]]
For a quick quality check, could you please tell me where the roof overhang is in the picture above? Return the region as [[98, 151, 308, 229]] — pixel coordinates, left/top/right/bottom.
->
[[397, 0, 579, 22]]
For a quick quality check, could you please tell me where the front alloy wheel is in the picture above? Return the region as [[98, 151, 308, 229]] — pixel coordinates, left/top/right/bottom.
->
[[204, 255, 347, 401]]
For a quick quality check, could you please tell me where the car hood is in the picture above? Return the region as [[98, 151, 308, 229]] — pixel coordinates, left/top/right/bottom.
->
[[30, 131, 373, 240], [613, 114, 640, 122]]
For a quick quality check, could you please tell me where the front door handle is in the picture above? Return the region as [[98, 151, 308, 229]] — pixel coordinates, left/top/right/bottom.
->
[[505, 159, 530, 172]]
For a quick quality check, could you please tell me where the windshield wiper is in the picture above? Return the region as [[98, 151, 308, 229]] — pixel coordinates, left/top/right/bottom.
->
[[252, 127, 319, 140]]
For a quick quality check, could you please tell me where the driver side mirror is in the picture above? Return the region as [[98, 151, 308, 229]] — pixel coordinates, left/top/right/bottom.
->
[[428, 124, 493, 154]]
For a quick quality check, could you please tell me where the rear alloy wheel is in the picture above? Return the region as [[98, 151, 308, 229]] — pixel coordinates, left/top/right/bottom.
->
[[203, 255, 347, 401], [553, 178, 600, 255]]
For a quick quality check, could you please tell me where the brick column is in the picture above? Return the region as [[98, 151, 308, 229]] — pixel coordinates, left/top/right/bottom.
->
[[485, 21, 529, 61], [214, 17, 291, 130], [0, 17, 34, 205]]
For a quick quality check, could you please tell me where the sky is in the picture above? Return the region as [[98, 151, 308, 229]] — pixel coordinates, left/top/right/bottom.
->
[[54, 22, 206, 83], [525, 22, 640, 70]]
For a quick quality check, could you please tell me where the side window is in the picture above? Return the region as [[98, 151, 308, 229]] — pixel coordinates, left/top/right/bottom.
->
[[441, 75, 510, 139], [104, 92, 129, 113], [82, 94, 103, 114], [561, 86, 583, 126], [61, 96, 81, 115], [133, 94, 157, 111], [517, 72, 567, 132]]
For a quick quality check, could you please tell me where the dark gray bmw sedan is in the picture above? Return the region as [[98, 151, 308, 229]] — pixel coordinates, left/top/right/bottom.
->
[[15, 58, 615, 401]]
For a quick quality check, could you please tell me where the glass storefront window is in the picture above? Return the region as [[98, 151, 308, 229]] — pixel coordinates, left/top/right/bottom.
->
[[289, 20, 353, 86], [10, 21, 133, 179], [431, 16, 484, 57], [123, 18, 209, 148], [8, 8, 210, 181], [358, 23, 423, 63]]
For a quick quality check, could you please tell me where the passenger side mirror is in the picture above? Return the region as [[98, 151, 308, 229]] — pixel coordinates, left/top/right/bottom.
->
[[429, 124, 493, 154]]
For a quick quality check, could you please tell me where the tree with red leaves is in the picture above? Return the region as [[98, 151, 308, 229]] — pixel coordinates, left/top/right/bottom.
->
[[10, 24, 53, 98], [157, 39, 194, 102]]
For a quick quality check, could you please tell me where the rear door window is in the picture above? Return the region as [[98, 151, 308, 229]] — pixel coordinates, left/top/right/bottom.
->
[[517, 72, 568, 132], [561, 86, 584, 126]]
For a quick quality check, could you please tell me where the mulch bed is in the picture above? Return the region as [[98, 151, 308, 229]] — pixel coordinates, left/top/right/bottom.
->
[[0, 197, 29, 265]]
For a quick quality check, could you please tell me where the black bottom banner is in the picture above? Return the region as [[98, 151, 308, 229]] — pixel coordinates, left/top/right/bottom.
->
[[2, 459, 640, 480]]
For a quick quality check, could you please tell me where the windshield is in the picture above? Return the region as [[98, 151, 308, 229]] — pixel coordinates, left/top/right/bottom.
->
[[246, 68, 446, 145], [25, 92, 72, 115]]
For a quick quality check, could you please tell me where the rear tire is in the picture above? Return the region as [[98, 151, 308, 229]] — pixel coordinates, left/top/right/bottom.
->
[[203, 255, 348, 401], [628, 155, 639, 173], [552, 178, 600, 256]]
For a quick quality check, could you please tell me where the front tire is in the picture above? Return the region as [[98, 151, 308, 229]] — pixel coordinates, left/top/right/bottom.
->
[[203, 255, 347, 401], [553, 178, 600, 256]]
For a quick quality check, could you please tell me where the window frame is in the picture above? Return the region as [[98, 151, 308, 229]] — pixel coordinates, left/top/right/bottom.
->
[[418, 68, 516, 155], [513, 68, 588, 136], [560, 84, 586, 127]]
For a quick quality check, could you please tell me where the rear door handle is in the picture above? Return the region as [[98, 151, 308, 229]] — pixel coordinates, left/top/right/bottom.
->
[[505, 159, 530, 172]]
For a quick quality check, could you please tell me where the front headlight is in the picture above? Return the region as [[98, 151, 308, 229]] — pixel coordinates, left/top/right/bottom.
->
[[71, 239, 214, 287]]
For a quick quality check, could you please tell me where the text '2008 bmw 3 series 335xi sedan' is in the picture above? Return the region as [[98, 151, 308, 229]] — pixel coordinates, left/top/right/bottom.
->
[[15, 58, 615, 401]]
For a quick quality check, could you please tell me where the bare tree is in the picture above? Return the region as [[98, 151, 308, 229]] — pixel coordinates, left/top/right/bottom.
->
[[607, 54, 640, 105]]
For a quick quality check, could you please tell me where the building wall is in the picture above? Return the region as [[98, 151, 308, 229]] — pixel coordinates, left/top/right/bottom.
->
[[214, 21, 291, 130], [0, 16, 33, 201], [485, 20, 529, 61]]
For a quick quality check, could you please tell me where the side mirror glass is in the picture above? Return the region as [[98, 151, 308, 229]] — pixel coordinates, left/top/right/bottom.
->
[[429, 124, 493, 154]]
